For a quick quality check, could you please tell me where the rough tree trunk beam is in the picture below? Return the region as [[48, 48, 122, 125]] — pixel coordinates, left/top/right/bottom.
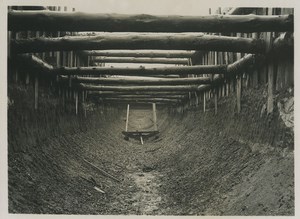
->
[[227, 54, 258, 75], [95, 95, 187, 99], [101, 97, 182, 103], [82, 50, 196, 58], [59, 75, 211, 85], [54, 65, 227, 76], [16, 54, 54, 71], [79, 83, 211, 92], [8, 11, 293, 33], [93, 57, 189, 65], [11, 33, 266, 54], [88, 91, 190, 96]]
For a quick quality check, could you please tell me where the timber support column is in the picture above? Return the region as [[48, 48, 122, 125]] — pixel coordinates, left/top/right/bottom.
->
[[125, 104, 130, 132], [34, 73, 39, 110], [152, 103, 158, 131]]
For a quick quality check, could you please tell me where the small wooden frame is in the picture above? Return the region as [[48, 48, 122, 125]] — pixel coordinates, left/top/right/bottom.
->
[[122, 131, 159, 138]]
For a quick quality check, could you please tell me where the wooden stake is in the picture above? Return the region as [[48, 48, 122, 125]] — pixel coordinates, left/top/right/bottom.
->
[[75, 90, 78, 115], [267, 8, 274, 114], [125, 104, 130, 132], [34, 74, 39, 110], [152, 103, 158, 131], [140, 135, 144, 145], [214, 88, 218, 115], [203, 92, 206, 112], [237, 74, 242, 113]]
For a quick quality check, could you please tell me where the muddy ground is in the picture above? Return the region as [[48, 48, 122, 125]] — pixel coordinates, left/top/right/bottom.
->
[[8, 84, 294, 215]]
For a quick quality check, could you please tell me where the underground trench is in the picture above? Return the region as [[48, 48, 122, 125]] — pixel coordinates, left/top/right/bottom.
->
[[7, 6, 294, 216], [8, 84, 294, 215]]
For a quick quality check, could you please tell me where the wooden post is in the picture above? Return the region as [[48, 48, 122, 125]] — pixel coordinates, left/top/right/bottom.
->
[[203, 92, 206, 112], [125, 104, 130, 132], [267, 8, 274, 114], [140, 135, 144, 145], [34, 74, 39, 110], [152, 103, 158, 131], [237, 74, 242, 113], [75, 90, 78, 115], [195, 92, 199, 106], [214, 88, 218, 115]]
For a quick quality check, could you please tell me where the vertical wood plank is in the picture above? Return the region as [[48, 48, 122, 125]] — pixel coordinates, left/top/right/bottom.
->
[[125, 104, 130, 132], [203, 92, 206, 112], [152, 103, 158, 131], [34, 74, 39, 110], [267, 8, 274, 114], [75, 90, 78, 115], [214, 88, 218, 115], [237, 75, 242, 113]]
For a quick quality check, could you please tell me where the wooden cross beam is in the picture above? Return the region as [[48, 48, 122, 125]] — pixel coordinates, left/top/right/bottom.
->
[[82, 50, 196, 58], [79, 84, 211, 92], [59, 75, 211, 85], [55, 65, 227, 76], [8, 11, 293, 33], [11, 33, 266, 54], [92, 57, 189, 65]]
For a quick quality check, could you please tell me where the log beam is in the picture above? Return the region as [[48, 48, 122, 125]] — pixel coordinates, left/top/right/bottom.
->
[[100, 97, 182, 103], [60, 75, 211, 85], [8, 11, 293, 33], [79, 83, 211, 92], [93, 57, 189, 65], [91, 94, 187, 99], [55, 65, 227, 76], [82, 50, 196, 58], [11, 33, 266, 54]]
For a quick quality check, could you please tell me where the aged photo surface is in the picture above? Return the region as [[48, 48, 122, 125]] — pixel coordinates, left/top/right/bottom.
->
[[4, 0, 296, 217]]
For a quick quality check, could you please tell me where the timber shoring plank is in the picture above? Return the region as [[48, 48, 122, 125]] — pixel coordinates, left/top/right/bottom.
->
[[82, 50, 196, 58], [59, 75, 212, 85], [11, 33, 266, 54], [8, 11, 293, 33], [92, 57, 189, 65], [55, 65, 227, 76], [79, 84, 211, 92]]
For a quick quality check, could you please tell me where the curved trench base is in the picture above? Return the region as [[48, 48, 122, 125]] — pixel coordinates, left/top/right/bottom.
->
[[8, 85, 294, 215]]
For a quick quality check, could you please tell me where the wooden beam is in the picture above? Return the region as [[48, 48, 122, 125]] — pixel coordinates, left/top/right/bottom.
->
[[34, 74, 39, 110], [60, 75, 211, 85], [79, 84, 211, 92], [152, 103, 158, 131], [16, 54, 54, 71], [91, 94, 187, 99], [101, 97, 182, 103], [88, 91, 189, 95], [82, 50, 195, 58], [8, 11, 293, 33], [227, 54, 258, 75], [93, 57, 189, 65], [55, 65, 227, 76], [125, 104, 130, 132], [11, 33, 266, 54]]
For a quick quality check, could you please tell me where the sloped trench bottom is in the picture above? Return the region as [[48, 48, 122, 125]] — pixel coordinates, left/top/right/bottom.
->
[[8, 88, 294, 215]]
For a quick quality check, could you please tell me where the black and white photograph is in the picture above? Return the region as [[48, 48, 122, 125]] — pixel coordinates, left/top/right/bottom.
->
[[1, 0, 298, 218]]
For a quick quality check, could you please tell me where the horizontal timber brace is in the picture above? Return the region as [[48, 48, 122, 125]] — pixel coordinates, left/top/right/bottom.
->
[[96, 94, 187, 99], [8, 11, 293, 33], [11, 33, 266, 54], [101, 97, 181, 101], [55, 65, 227, 76], [88, 91, 190, 96], [59, 75, 211, 85], [82, 50, 196, 58], [93, 57, 189, 65], [79, 84, 211, 92]]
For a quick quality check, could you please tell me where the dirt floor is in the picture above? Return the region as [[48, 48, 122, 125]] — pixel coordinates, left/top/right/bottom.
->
[[7, 84, 294, 215]]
